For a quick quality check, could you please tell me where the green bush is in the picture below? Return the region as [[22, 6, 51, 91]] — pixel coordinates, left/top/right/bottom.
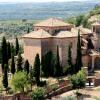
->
[[69, 69, 86, 89], [31, 87, 46, 100], [8, 89, 14, 95]]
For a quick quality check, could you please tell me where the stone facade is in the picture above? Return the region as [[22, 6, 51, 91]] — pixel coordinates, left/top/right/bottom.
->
[[23, 18, 100, 69]]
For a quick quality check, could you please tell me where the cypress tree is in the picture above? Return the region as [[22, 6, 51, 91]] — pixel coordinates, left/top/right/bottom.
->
[[75, 29, 83, 73], [15, 37, 19, 55], [2, 64, 8, 93], [1, 37, 8, 72], [41, 51, 54, 77], [67, 44, 75, 74], [7, 42, 11, 60], [11, 54, 15, 74], [11, 44, 16, 56], [55, 46, 62, 77], [27, 27, 30, 33], [34, 54, 40, 85], [17, 53, 23, 71], [24, 60, 29, 74]]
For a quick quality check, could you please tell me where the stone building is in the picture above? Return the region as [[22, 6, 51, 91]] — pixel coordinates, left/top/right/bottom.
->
[[22, 18, 100, 71]]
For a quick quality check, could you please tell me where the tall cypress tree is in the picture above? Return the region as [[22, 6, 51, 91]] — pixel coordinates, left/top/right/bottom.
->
[[34, 54, 40, 85], [27, 27, 30, 33], [15, 37, 19, 55], [75, 29, 83, 73], [17, 53, 23, 71], [2, 64, 8, 93], [24, 60, 29, 74], [1, 37, 8, 72], [67, 44, 75, 74], [41, 51, 54, 77], [11, 54, 15, 74], [55, 46, 62, 77], [7, 42, 11, 60]]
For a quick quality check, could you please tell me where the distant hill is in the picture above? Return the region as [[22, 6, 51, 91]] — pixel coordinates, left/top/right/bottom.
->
[[0, 1, 99, 20]]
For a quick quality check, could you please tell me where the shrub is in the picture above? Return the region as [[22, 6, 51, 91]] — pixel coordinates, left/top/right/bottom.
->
[[31, 87, 46, 100], [69, 69, 86, 89]]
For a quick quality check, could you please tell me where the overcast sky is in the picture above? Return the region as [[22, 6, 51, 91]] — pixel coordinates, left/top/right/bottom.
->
[[0, 0, 90, 3]]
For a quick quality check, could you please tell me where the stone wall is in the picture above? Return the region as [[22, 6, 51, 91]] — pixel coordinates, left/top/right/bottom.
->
[[23, 38, 42, 65]]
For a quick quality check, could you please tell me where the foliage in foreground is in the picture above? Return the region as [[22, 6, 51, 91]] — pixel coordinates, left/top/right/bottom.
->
[[11, 71, 29, 92], [69, 69, 86, 89], [31, 87, 46, 100]]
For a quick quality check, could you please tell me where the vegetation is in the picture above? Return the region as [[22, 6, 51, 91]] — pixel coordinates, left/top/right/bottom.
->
[[55, 46, 62, 77], [15, 37, 19, 55], [11, 71, 29, 92], [11, 54, 16, 74], [1, 37, 8, 72], [41, 51, 54, 77], [24, 60, 30, 74], [89, 5, 100, 16], [67, 44, 75, 75], [69, 69, 86, 89], [2, 64, 8, 93], [75, 30, 83, 73], [34, 54, 40, 86], [17, 53, 23, 71], [31, 87, 45, 100]]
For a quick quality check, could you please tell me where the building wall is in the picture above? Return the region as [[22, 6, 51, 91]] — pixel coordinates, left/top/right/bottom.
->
[[23, 38, 41, 65]]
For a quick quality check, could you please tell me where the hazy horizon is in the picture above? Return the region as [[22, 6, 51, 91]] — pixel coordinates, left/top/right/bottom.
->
[[0, 0, 98, 3]]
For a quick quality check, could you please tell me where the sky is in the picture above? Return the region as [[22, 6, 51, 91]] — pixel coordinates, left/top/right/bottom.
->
[[0, 0, 90, 3]]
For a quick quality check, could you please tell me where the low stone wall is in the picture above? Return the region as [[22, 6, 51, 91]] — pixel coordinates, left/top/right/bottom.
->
[[0, 93, 31, 100], [46, 85, 72, 99], [94, 78, 100, 86]]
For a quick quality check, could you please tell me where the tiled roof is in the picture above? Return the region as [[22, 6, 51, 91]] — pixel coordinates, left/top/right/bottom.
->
[[92, 22, 100, 26], [34, 18, 73, 27], [71, 27, 92, 35], [55, 31, 78, 38], [22, 29, 51, 39]]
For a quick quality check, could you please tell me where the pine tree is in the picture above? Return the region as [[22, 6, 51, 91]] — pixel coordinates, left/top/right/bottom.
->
[[11, 54, 15, 74], [34, 54, 40, 85], [7, 42, 11, 60], [2, 64, 8, 93], [55, 46, 62, 77], [24, 60, 29, 74], [15, 37, 19, 55], [17, 53, 23, 71], [75, 29, 83, 73], [1, 37, 8, 72]]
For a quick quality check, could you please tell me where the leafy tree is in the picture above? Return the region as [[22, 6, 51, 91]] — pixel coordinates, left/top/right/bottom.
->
[[69, 68, 86, 89], [34, 54, 40, 85], [11, 54, 15, 74], [75, 30, 83, 73], [41, 51, 54, 77], [17, 53, 23, 71], [24, 60, 29, 74], [75, 15, 84, 27], [31, 87, 45, 100], [1, 37, 8, 72], [7, 42, 11, 60], [55, 46, 62, 77], [2, 64, 8, 93], [15, 37, 19, 55], [11, 71, 29, 92]]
